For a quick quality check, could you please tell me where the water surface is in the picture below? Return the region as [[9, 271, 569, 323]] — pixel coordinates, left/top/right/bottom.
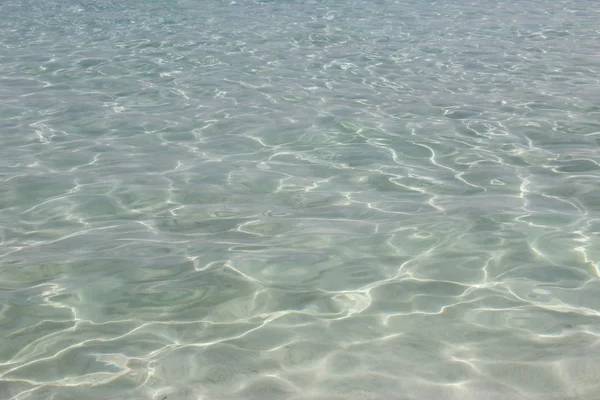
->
[[1, 0, 600, 399]]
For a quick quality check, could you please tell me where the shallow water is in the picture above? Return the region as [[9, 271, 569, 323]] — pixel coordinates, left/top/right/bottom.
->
[[1, 0, 600, 399]]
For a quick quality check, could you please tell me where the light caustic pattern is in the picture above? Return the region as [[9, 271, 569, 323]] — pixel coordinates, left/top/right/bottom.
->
[[1, 0, 600, 399]]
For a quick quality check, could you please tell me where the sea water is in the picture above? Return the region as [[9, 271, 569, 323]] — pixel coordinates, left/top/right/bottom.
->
[[1, 0, 600, 399]]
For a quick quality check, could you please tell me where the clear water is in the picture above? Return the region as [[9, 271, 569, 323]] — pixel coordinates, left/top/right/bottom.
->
[[1, 0, 600, 399]]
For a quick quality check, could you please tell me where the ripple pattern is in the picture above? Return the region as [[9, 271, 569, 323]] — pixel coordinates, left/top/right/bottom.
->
[[1, 0, 600, 399]]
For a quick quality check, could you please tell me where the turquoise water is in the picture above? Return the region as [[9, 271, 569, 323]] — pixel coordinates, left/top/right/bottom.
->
[[1, 0, 600, 399]]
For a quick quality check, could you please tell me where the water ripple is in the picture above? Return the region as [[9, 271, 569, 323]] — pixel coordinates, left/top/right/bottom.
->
[[2, 0, 600, 399]]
